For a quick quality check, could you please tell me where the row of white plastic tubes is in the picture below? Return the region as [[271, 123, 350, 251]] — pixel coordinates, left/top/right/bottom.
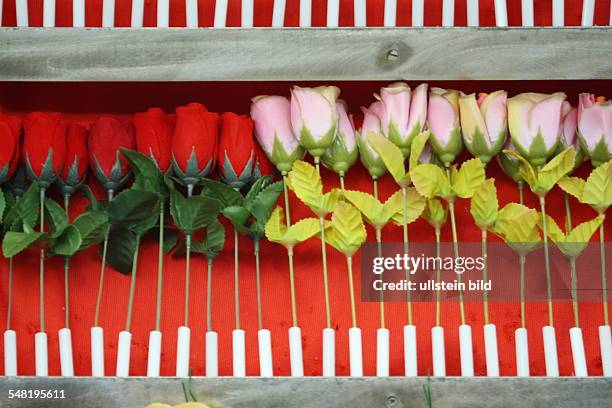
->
[[1, 0, 611, 28]]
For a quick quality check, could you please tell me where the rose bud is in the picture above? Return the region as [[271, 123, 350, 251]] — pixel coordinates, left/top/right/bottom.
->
[[356, 101, 387, 179], [23, 112, 67, 188], [558, 102, 584, 168], [290, 85, 340, 160], [251, 95, 304, 174], [508, 92, 566, 167], [427, 87, 463, 166], [57, 123, 89, 196], [376, 82, 428, 156], [134, 107, 174, 173], [89, 115, 136, 192], [577, 93, 612, 167], [253, 144, 275, 179], [218, 112, 257, 190], [322, 100, 358, 176], [497, 139, 523, 184], [0, 114, 22, 184], [172, 103, 220, 189], [459, 90, 508, 165]]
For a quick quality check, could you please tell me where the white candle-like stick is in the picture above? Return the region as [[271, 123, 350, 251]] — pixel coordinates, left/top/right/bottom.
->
[[242, 0, 254, 27], [322, 328, 335, 376], [115, 331, 132, 377], [3, 330, 18, 376], [272, 0, 286, 27], [552, 0, 564, 26], [257, 329, 273, 377], [232, 329, 246, 376], [326, 0, 339, 27], [494, 0, 508, 27], [403, 325, 417, 376], [467, 0, 479, 27], [300, 0, 312, 27], [376, 328, 390, 376], [90, 326, 105, 376], [146, 330, 162, 377], [581, 0, 595, 26], [515, 328, 530, 376], [384, 0, 397, 27], [206, 331, 219, 377], [102, 0, 115, 27], [16, 0, 28, 27], [484, 324, 500, 376], [186, 0, 199, 27], [599, 325, 612, 376], [569, 327, 588, 377], [213, 0, 228, 28], [0, 0, 3, 27], [157, 0, 170, 27], [288, 326, 304, 376], [348, 327, 363, 376], [542, 325, 560, 376], [610, 1, 612, 26], [354, 0, 366, 27], [58, 328, 74, 376], [43, 0, 56, 27], [131, 0, 144, 27], [521, 0, 534, 26], [442, 0, 454, 27], [35, 332, 48, 376], [176, 326, 190, 377], [431, 326, 446, 376], [459, 324, 474, 376], [412, 0, 424, 27], [73, 0, 86, 27]]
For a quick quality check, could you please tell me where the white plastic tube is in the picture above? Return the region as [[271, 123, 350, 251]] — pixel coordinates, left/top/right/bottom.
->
[[147, 330, 162, 377], [206, 331, 219, 377], [326, 0, 339, 27], [157, 0, 169, 27], [494, 0, 508, 27], [73, 0, 85, 27], [0, 0, 3, 26], [552, 0, 564, 26], [569, 327, 588, 377], [91, 326, 105, 376], [442, 0, 454, 27], [233, 329, 246, 377], [354, 0, 366, 27], [115, 331, 132, 377], [403, 325, 417, 376], [581, 0, 595, 26], [484, 324, 499, 377], [131, 0, 144, 27], [4, 330, 17, 376], [272, 0, 286, 27], [521, 0, 534, 26], [515, 328, 530, 377], [59, 328, 74, 376], [176, 326, 191, 377], [542, 325, 559, 377], [16, 0, 28, 27], [288, 326, 304, 376], [187, 0, 199, 27], [299, 0, 312, 27], [376, 328, 390, 376], [35, 332, 48, 376], [258, 329, 273, 377], [431, 326, 446, 376], [459, 324, 474, 377], [384, 0, 397, 27], [102, 0, 115, 27], [412, 0, 424, 27], [43, 0, 55, 27], [348, 327, 363, 376], [599, 325, 612, 376], [213, 0, 227, 27], [466, 0, 478, 27], [322, 328, 335, 377], [242, 0, 254, 27]]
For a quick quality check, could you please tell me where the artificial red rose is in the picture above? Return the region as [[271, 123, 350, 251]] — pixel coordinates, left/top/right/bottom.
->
[[253, 144, 274, 179], [0, 114, 22, 184], [172, 103, 219, 188], [58, 123, 89, 196], [22, 112, 67, 188], [88, 115, 136, 192], [218, 112, 257, 189], [134, 107, 174, 172]]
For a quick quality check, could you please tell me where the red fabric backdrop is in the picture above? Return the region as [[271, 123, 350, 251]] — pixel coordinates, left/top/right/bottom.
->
[[0, 0, 612, 377]]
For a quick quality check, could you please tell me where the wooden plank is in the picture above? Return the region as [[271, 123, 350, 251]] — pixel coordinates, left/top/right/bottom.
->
[[0, 377, 611, 408], [0, 27, 610, 81]]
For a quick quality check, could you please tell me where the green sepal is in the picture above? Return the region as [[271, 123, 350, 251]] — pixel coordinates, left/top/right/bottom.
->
[[321, 133, 358, 175], [465, 128, 505, 165], [298, 124, 336, 159], [512, 130, 559, 168], [581, 136, 611, 167], [429, 126, 463, 167], [356, 131, 387, 179], [270, 136, 305, 174]]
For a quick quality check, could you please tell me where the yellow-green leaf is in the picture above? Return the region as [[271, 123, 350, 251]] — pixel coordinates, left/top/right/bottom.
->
[[492, 203, 541, 254], [582, 160, 612, 212], [566, 215, 605, 246], [410, 163, 449, 199], [342, 189, 389, 229], [391, 187, 426, 226], [423, 198, 447, 229], [368, 132, 409, 187], [283, 218, 321, 246], [538, 213, 566, 246], [470, 178, 498, 229], [287, 160, 323, 208], [504, 150, 538, 192], [264, 207, 287, 242], [451, 158, 485, 198], [558, 176, 586, 202], [326, 201, 367, 257], [409, 131, 430, 171], [317, 188, 343, 217], [537, 147, 576, 193]]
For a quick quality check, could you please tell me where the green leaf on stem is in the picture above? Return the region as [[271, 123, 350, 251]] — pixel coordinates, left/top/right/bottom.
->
[[104, 226, 137, 275], [52, 225, 82, 256], [3, 182, 40, 232], [44, 198, 69, 236], [423, 198, 447, 230], [265, 207, 321, 249], [170, 189, 222, 235], [367, 132, 410, 187], [470, 178, 498, 229], [121, 149, 164, 195], [107, 189, 160, 229], [191, 219, 225, 260], [451, 158, 486, 198], [390, 187, 426, 226], [409, 131, 431, 171], [200, 178, 244, 207], [410, 164, 450, 199], [325, 201, 366, 257], [2, 230, 49, 257], [73, 210, 109, 251], [0, 189, 6, 223]]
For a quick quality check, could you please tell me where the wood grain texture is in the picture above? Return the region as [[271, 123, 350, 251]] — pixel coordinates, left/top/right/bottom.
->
[[0, 27, 610, 81]]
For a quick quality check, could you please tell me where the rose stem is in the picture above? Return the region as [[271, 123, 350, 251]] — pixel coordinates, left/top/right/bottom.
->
[[564, 192, 573, 232], [445, 168, 465, 326], [94, 189, 114, 327], [234, 226, 240, 331], [482, 229, 489, 325], [402, 186, 412, 325], [254, 239, 263, 330], [600, 222, 609, 326], [206, 258, 213, 331], [518, 182, 526, 328], [125, 235, 141, 332], [346, 256, 357, 327], [339, 171, 345, 190], [373, 176, 385, 329], [435, 227, 442, 327], [155, 202, 164, 332], [315, 159, 332, 329], [184, 184, 194, 328], [64, 193, 71, 329], [282, 171, 298, 327], [39, 187, 46, 333], [6, 194, 19, 330], [538, 195, 554, 328], [569, 257, 579, 328]]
